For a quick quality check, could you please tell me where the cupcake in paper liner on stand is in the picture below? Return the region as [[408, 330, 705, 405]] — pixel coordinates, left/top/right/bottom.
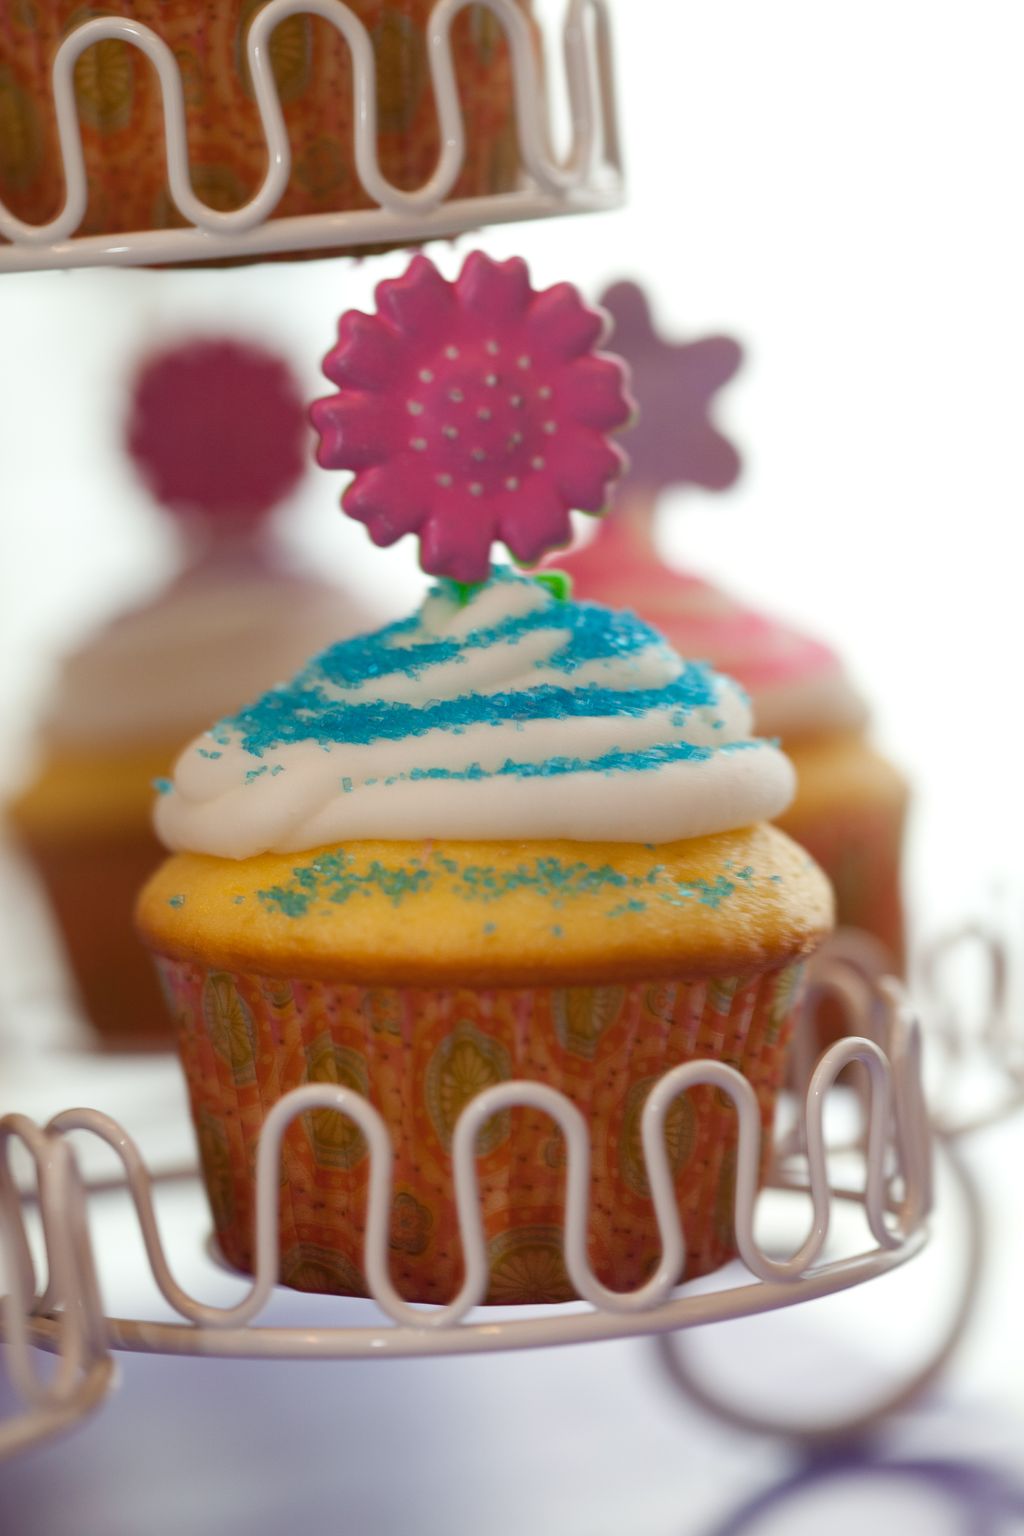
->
[[137, 252, 833, 1304], [8, 337, 376, 1046], [558, 280, 908, 978], [0, 1, 529, 259]]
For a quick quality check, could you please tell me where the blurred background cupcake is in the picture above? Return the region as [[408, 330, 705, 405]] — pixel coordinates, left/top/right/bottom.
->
[[6, 335, 377, 1047], [559, 278, 909, 976]]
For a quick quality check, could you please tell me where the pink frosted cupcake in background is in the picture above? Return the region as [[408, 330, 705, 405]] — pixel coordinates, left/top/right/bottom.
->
[[7, 337, 377, 1046], [559, 280, 908, 975]]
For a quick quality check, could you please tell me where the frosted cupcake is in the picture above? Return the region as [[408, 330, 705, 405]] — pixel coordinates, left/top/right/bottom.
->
[[560, 281, 908, 972], [138, 254, 833, 1303], [8, 338, 375, 1045], [139, 568, 831, 1302]]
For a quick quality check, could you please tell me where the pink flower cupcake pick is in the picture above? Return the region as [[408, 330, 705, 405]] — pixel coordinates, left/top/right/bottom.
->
[[311, 251, 636, 583]]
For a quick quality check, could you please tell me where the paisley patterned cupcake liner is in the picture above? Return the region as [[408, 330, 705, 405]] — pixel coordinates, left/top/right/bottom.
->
[[156, 956, 808, 1304], [0, 1, 525, 250]]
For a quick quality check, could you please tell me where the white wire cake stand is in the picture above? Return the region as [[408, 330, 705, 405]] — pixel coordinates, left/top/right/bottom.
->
[[0, 956, 938, 1460], [4, 932, 1020, 1460], [0, 0, 623, 273], [655, 926, 1024, 1445]]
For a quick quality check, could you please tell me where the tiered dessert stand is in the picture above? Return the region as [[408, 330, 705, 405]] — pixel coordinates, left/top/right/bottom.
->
[[1, 0, 1020, 1464]]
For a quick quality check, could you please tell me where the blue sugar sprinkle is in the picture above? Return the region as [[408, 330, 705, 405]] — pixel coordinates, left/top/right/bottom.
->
[[737, 866, 755, 882], [213, 568, 722, 759], [152, 777, 173, 796], [403, 739, 712, 784], [255, 848, 743, 920], [224, 673, 719, 758], [551, 925, 563, 937], [770, 874, 784, 884], [196, 748, 222, 760], [194, 569, 780, 811], [693, 876, 736, 910], [307, 569, 666, 694], [168, 894, 185, 909], [483, 922, 496, 935], [257, 885, 312, 918], [232, 895, 245, 905]]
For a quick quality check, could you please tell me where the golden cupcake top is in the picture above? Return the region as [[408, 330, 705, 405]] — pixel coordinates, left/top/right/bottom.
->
[[137, 824, 832, 986]]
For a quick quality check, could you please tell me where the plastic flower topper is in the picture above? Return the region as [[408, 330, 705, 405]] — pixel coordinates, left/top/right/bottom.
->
[[599, 280, 742, 503], [311, 251, 636, 584], [127, 337, 309, 535]]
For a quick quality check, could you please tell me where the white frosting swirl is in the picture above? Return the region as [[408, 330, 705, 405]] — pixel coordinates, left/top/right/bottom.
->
[[155, 570, 796, 858], [39, 563, 375, 750]]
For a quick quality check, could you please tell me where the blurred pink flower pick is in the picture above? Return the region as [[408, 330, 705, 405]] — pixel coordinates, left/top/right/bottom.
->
[[127, 337, 309, 539], [311, 251, 636, 584]]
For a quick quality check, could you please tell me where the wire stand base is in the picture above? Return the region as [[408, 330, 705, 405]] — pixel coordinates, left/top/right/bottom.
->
[[1, 967, 933, 1457]]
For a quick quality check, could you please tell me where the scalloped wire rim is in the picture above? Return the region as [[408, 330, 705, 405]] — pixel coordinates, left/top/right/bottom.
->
[[0, 970, 932, 1459], [0, 0, 623, 272]]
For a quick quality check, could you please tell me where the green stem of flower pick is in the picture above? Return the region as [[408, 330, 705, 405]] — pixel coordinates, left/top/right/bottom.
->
[[442, 579, 484, 607], [533, 569, 573, 602]]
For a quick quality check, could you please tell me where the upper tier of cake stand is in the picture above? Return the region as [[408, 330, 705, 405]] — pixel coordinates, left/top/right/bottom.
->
[[0, 0, 623, 273]]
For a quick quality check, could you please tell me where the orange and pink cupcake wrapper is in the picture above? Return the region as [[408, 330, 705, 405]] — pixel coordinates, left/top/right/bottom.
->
[[156, 957, 808, 1304], [0, 2, 523, 241]]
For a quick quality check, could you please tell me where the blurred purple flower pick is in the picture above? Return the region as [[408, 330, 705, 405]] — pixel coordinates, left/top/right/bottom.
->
[[600, 280, 743, 505]]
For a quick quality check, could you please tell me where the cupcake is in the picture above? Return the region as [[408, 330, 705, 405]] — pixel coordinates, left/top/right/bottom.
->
[[0, 2, 527, 257], [7, 338, 376, 1045], [137, 253, 833, 1303], [560, 280, 908, 973]]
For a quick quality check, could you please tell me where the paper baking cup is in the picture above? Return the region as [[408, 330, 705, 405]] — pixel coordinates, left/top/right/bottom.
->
[[0, 2, 524, 244], [17, 825, 171, 1046], [155, 958, 808, 1303]]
